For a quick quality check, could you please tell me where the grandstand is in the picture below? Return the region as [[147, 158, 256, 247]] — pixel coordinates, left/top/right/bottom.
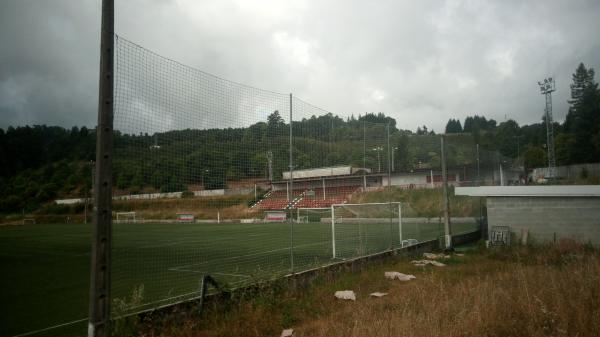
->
[[251, 164, 481, 211], [252, 166, 373, 210]]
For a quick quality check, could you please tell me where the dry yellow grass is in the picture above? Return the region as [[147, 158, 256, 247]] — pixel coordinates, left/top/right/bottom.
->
[[112, 195, 258, 219], [349, 187, 482, 218], [136, 242, 600, 337]]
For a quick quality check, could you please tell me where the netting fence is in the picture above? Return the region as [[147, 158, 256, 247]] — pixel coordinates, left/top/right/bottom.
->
[[2, 34, 495, 337], [109, 36, 488, 317]]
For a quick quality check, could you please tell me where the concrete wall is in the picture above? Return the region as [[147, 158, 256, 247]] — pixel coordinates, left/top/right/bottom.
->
[[531, 162, 600, 181], [486, 196, 600, 244]]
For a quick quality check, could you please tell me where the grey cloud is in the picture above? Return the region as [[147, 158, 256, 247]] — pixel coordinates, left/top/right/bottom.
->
[[1, 0, 600, 132]]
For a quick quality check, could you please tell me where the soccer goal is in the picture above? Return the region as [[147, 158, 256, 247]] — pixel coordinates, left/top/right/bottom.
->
[[330, 202, 405, 259], [295, 207, 330, 223], [115, 212, 136, 223], [22, 218, 36, 225]]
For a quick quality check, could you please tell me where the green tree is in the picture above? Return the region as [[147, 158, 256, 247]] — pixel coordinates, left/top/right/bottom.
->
[[564, 63, 600, 163], [495, 119, 520, 158], [445, 119, 463, 133], [523, 146, 546, 172]]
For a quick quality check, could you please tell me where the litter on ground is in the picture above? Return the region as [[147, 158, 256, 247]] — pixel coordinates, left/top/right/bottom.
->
[[370, 292, 388, 298], [384, 271, 416, 281], [423, 252, 451, 259], [334, 290, 356, 301], [281, 328, 294, 337], [411, 259, 446, 267]]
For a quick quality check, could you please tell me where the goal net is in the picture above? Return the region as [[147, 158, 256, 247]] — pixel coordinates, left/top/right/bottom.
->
[[296, 207, 330, 223], [331, 202, 407, 259], [115, 212, 136, 223]]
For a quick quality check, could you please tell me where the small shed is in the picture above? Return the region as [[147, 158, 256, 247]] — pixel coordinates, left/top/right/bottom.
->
[[455, 185, 600, 245]]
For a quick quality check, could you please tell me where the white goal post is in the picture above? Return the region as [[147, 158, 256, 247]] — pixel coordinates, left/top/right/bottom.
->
[[330, 202, 403, 259], [295, 207, 331, 223], [115, 212, 136, 223]]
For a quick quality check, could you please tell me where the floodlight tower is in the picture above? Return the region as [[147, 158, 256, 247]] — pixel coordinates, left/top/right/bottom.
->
[[537, 77, 556, 179]]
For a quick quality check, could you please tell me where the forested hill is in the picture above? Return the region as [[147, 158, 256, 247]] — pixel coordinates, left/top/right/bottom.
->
[[0, 113, 471, 214], [1, 63, 599, 215]]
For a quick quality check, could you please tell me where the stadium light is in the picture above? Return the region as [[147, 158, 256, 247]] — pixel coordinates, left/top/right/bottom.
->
[[537, 76, 557, 178], [371, 146, 383, 172]]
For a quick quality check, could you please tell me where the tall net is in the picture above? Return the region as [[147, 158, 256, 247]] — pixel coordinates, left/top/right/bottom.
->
[[113, 36, 293, 314], [111, 36, 401, 316], [109, 35, 484, 320]]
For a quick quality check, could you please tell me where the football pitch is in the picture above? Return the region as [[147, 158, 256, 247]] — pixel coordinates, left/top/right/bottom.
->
[[0, 220, 477, 337]]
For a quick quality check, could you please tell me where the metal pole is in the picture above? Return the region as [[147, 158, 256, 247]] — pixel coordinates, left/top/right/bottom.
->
[[476, 143, 480, 185], [391, 147, 395, 172], [441, 135, 452, 249], [387, 123, 391, 188], [289, 93, 294, 272], [430, 169, 434, 188], [331, 204, 336, 258], [363, 121, 366, 189], [322, 178, 326, 200], [89, 0, 113, 335], [398, 202, 402, 247]]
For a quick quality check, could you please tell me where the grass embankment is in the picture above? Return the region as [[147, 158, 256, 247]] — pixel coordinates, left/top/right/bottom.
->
[[3, 186, 482, 224], [350, 186, 482, 218], [137, 242, 600, 337], [112, 194, 258, 220]]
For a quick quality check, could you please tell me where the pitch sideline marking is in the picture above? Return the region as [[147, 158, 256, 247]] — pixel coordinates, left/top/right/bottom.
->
[[170, 241, 330, 270]]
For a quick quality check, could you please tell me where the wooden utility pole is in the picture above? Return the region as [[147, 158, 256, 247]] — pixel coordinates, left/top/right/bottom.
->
[[88, 0, 114, 336]]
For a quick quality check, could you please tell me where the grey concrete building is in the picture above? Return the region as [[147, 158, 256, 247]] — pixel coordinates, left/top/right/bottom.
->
[[455, 186, 600, 245]]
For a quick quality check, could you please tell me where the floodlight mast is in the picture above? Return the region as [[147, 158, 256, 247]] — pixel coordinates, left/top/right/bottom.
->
[[537, 77, 556, 179]]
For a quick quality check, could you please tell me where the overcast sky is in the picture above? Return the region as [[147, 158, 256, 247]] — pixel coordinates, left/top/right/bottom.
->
[[1, 0, 600, 133]]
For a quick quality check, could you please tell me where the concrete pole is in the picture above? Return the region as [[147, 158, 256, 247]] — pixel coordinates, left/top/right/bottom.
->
[[89, 0, 113, 335]]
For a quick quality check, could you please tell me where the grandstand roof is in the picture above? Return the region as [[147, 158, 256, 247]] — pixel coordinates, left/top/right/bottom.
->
[[282, 166, 371, 180]]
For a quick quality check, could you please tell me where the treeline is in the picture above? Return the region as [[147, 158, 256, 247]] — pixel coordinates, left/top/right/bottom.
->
[[2, 63, 598, 214], [0, 126, 95, 213], [443, 63, 600, 170]]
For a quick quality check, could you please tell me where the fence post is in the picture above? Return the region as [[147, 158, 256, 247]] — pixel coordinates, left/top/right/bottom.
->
[[441, 135, 452, 249], [387, 123, 391, 188], [89, 0, 114, 336], [289, 93, 294, 273], [331, 204, 336, 258], [398, 202, 402, 247]]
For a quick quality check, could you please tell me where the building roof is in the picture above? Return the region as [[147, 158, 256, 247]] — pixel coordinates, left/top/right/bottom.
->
[[282, 166, 371, 180], [455, 185, 600, 197]]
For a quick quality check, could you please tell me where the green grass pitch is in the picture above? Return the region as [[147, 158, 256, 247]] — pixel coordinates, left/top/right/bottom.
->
[[0, 220, 477, 337]]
